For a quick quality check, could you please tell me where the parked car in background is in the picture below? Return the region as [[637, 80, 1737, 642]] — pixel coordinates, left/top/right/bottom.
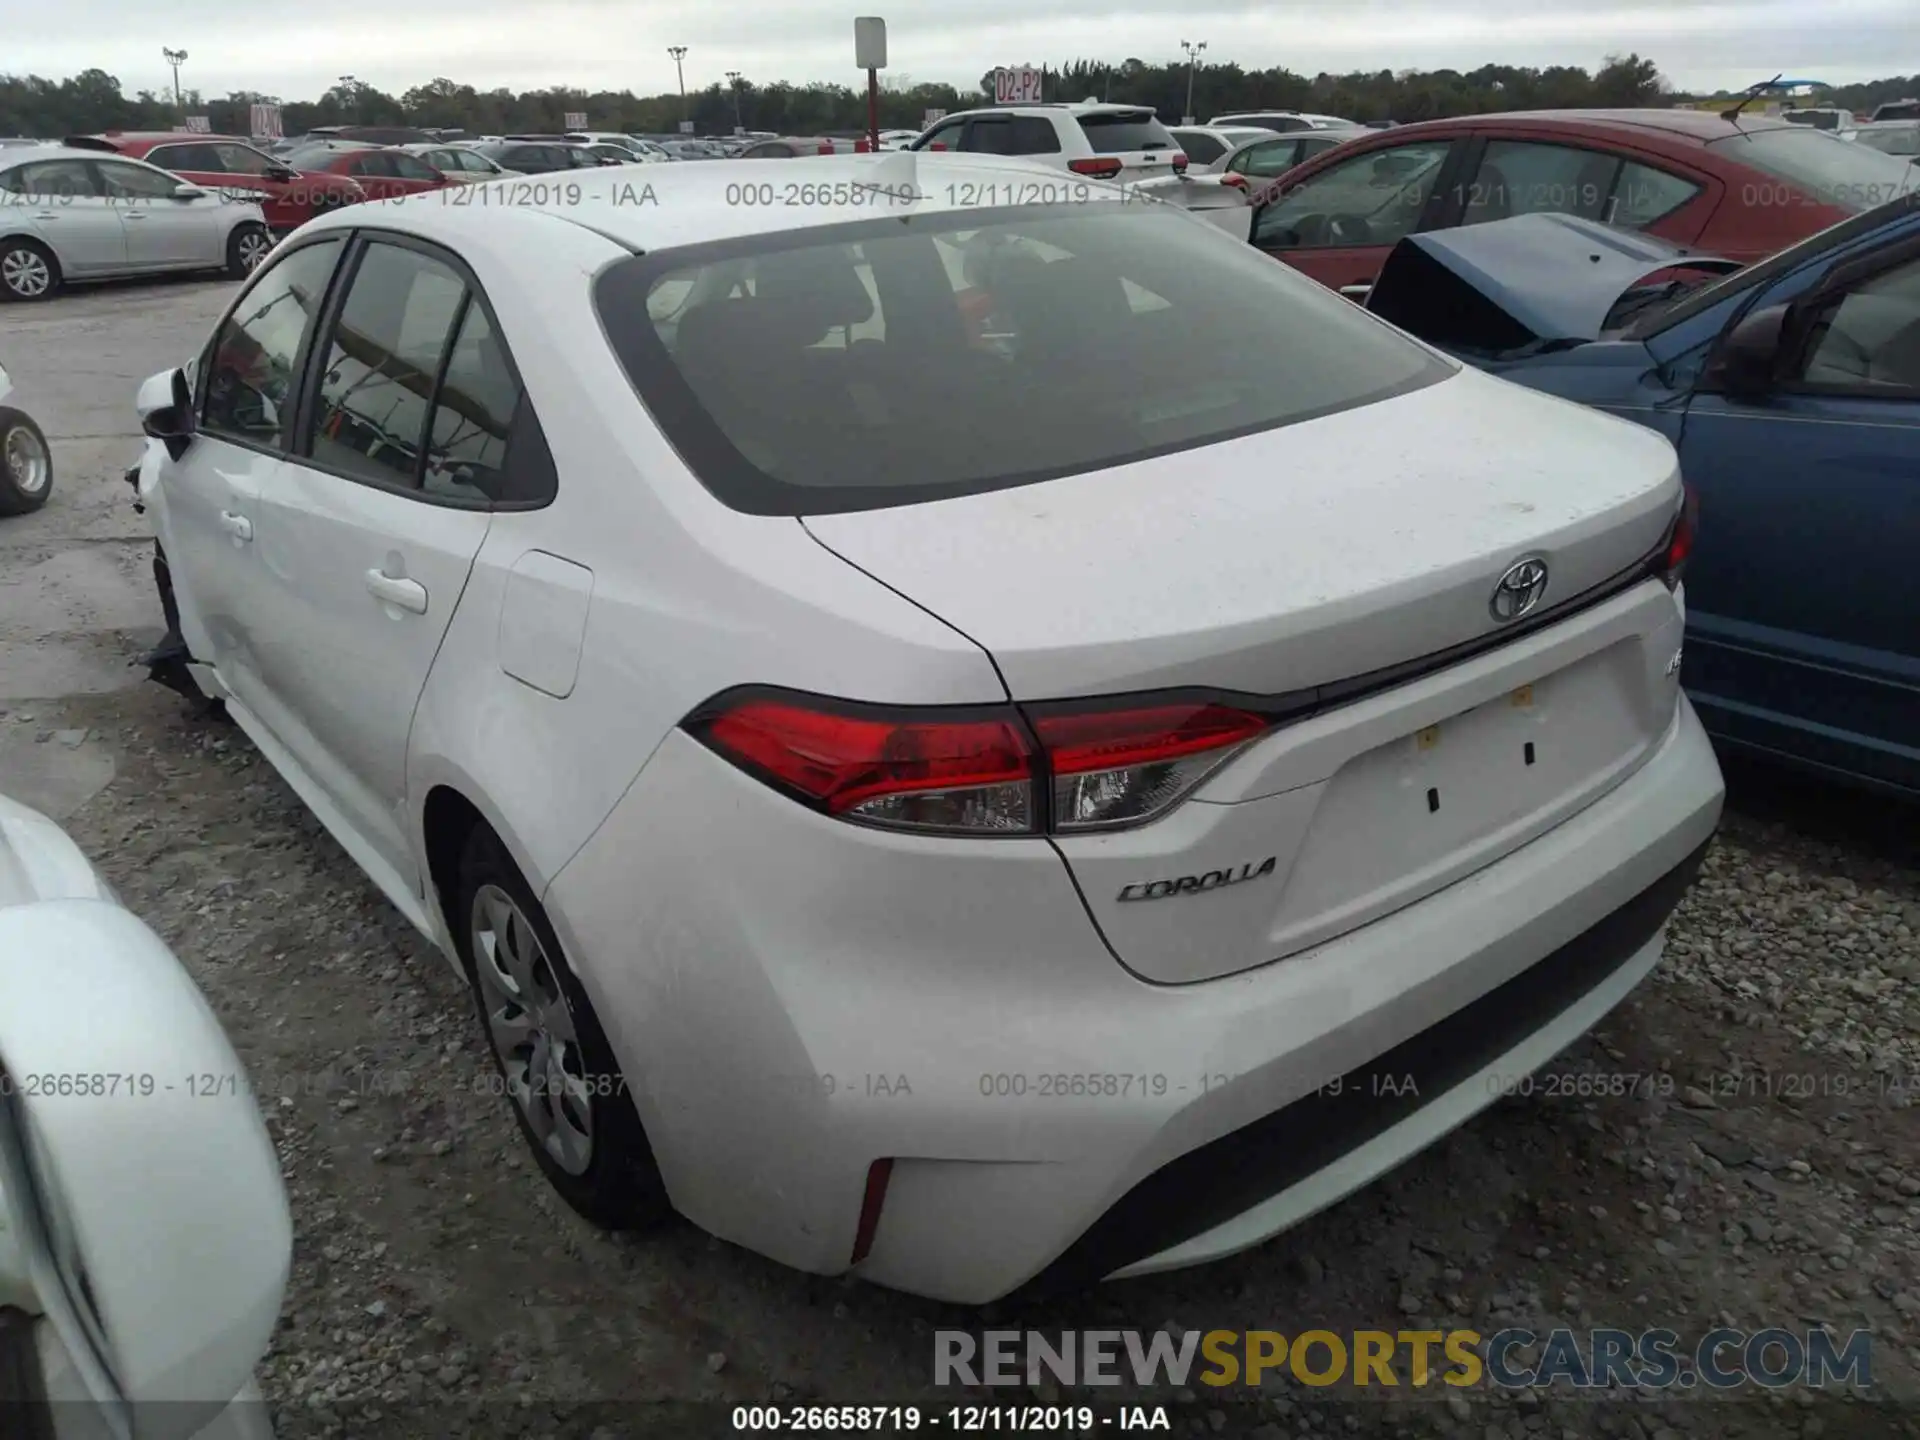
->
[[664, 138, 729, 160], [1852, 121, 1920, 161], [1362, 200, 1920, 795], [0, 144, 270, 301], [566, 131, 670, 163], [580, 143, 638, 165], [877, 128, 923, 151], [1213, 127, 1364, 189], [132, 152, 1723, 1303], [1780, 106, 1851, 131], [400, 142, 519, 182], [0, 361, 53, 513], [912, 102, 1188, 183], [62, 131, 364, 237], [1867, 99, 1920, 123], [1165, 125, 1276, 169], [1247, 109, 1920, 298], [465, 138, 612, 174], [623, 136, 675, 161], [291, 144, 454, 201], [733, 136, 862, 157], [1210, 110, 1357, 133], [0, 788, 291, 1440], [286, 124, 439, 148]]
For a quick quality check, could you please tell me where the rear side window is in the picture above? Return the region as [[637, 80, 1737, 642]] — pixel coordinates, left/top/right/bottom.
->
[[1609, 162, 1702, 228], [201, 238, 344, 447], [594, 204, 1449, 515], [1076, 112, 1177, 154]]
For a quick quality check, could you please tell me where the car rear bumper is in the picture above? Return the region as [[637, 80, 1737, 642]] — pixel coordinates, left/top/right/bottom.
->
[[545, 697, 1722, 1303]]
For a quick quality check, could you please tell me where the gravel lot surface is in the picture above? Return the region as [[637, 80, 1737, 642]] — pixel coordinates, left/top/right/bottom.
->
[[2, 277, 1916, 1440]]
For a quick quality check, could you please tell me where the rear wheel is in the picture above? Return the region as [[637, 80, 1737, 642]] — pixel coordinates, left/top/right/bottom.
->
[[226, 223, 270, 278], [0, 407, 52, 515], [453, 825, 671, 1230], [0, 239, 58, 302]]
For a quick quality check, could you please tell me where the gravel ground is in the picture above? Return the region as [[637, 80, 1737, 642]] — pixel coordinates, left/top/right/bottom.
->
[[4, 279, 1918, 1440]]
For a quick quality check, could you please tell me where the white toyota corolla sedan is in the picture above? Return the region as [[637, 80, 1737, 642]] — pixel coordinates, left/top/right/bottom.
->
[[130, 152, 1724, 1303]]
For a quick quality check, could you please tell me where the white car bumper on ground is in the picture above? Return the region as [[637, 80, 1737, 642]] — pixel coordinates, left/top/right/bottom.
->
[[547, 686, 1722, 1304]]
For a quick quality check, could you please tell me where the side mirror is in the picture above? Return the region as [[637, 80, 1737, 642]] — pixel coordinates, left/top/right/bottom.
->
[[169, 182, 208, 201], [1702, 302, 1792, 399], [0, 900, 290, 1440], [267, 165, 299, 181], [137, 367, 194, 462]]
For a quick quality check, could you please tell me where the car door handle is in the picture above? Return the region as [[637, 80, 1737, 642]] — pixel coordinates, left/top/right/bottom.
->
[[33, 211, 58, 221], [218, 510, 253, 542], [1339, 283, 1374, 298], [365, 570, 428, 615], [122, 210, 148, 220]]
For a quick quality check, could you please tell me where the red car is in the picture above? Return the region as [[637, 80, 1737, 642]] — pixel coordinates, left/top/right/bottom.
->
[[62, 132, 365, 236], [282, 142, 454, 202], [1245, 109, 1920, 297]]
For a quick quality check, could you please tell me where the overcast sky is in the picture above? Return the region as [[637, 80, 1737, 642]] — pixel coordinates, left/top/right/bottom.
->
[[14, 0, 1915, 102]]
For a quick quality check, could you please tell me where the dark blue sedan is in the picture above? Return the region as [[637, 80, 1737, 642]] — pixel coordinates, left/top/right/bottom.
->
[[1364, 200, 1920, 797]]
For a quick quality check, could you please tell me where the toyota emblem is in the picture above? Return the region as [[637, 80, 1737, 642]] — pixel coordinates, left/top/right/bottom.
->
[[1490, 557, 1549, 622]]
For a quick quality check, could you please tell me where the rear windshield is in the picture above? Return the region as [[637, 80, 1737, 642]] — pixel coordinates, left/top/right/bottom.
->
[[1076, 113, 1177, 154], [1710, 127, 1920, 211], [1856, 126, 1920, 157], [593, 203, 1449, 515]]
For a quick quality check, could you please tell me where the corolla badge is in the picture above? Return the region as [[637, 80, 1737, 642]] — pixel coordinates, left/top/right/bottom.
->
[[1490, 557, 1550, 623], [1116, 857, 1278, 902]]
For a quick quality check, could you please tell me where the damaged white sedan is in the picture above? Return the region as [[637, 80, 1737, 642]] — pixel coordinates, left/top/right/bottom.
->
[[129, 153, 1721, 1303]]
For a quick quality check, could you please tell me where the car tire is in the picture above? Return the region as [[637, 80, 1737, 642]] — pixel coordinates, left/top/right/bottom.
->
[[0, 238, 59, 303], [0, 407, 53, 516], [453, 824, 671, 1231], [226, 223, 271, 278]]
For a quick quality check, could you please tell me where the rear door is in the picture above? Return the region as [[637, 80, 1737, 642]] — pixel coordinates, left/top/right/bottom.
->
[[1675, 236, 1920, 790], [1250, 136, 1463, 298], [386, 150, 450, 192], [1074, 109, 1182, 183], [92, 158, 223, 268], [247, 234, 494, 887], [345, 151, 402, 200]]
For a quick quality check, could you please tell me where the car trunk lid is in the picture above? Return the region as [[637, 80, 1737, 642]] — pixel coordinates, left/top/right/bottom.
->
[[805, 367, 1690, 982]]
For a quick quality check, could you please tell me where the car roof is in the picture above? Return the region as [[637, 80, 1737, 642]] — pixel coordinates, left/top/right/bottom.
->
[[1390, 107, 1802, 144], [64, 131, 255, 152], [300, 152, 1126, 254], [0, 142, 134, 166]]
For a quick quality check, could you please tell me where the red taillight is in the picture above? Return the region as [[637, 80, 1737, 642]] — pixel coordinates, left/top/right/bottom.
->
[[818, 142, 835, 155], [850, 1158, 893, 1265], [1068, 157, 1123, 179], [1033, 702, 1270, 831], [1171, 153, 1188, 172], [688, 690, 1271, 835], [693, 697, 1034, 832], [1660, 485, 1699, 589]]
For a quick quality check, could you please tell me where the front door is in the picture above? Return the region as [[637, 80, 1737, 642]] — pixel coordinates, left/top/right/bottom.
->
[[249, 235, 493, 889], [1249, 137, 1458, 298], [162, 235, 348, 701], [1676, 243, 1920, 789]]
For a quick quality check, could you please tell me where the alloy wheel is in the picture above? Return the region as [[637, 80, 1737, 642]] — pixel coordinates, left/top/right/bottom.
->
[[238, 229, 270, 272], [3, 423, 49, 497]]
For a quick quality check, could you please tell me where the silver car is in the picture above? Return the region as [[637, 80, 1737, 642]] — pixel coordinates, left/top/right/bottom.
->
[[400, 142, 520, 182], [0, 144, 269, 302]]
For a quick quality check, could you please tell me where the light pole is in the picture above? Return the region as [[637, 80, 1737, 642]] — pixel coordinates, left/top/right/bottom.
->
[[725, 70, 744, 134], [1179, 39, 1206, 125], [667, 46, 689, 130], [162, 48, 187, 111]]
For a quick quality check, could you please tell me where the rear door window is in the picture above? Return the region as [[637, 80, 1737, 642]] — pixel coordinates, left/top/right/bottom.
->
[[1077, 112, 1177, 154], [1608, 162, 1703, 228], [594, 203, 1450, 514]]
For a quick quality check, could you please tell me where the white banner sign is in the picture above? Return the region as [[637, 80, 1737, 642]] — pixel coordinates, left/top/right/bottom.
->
[[992, 66, 1042, 105], [564, 111, 588, 129], [184, 115, 212, 134], [679, 120, 695, 134], [248, 103, 282, 139], [922, 108, 946, 127]]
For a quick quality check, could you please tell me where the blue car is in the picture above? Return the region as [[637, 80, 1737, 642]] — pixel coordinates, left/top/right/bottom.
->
[[1364, 201, 1920, 797]]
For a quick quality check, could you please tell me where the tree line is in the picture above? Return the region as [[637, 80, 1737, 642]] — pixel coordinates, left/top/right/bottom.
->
[[2, 58, 1915, 141]]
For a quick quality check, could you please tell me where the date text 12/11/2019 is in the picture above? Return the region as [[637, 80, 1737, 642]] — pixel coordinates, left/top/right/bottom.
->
[[732, 1404, 1174, 1431]]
